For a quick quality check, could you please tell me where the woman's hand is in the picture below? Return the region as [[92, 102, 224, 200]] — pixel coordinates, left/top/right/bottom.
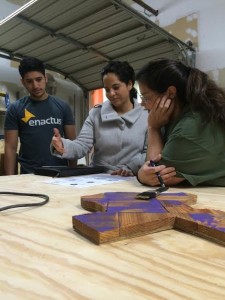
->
[[137, 160, 176, 186], [52, 128, 65, 154], [148, 95, 175, 129], [111, 169, 134, 177]]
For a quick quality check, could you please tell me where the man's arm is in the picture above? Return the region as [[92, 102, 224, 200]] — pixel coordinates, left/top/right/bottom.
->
[[64, 125, 77, 167], [4, 130, 18, 175]]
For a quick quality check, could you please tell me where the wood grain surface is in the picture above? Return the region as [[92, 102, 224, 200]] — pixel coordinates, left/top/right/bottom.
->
[[73, 192, 225, 245], [0, 174, 225, 300]]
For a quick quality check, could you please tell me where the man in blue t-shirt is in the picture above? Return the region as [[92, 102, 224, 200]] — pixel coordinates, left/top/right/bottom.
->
[[4, 57, 76, 174]]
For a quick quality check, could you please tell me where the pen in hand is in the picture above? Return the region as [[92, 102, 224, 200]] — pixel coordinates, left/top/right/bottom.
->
[[136, 159, 168, 200], [149, 160, 166, 189]]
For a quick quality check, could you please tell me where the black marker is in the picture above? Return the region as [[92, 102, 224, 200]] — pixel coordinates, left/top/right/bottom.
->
[[149, 160, 166, 189], [136, 160, 168, 200]]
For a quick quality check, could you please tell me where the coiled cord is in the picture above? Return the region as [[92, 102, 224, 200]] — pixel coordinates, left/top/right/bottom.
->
[[0, 192, 49, 211]]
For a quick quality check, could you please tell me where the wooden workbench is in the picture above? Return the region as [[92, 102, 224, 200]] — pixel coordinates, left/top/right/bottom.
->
[[0, 174, 225, 299]]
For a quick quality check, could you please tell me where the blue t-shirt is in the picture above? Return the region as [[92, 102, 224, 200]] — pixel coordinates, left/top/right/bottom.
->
[[4, 95, 75, 173]]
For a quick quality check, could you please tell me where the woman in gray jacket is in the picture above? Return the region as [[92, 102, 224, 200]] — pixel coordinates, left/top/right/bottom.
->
[[51, 61, 148, 176]]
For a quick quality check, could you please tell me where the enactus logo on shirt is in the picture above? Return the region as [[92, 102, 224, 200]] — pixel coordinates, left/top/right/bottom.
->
[[21, 109, 62, 126]]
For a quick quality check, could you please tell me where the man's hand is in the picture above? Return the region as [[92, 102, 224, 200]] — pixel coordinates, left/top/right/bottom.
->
[[52, 128, 64, 154]]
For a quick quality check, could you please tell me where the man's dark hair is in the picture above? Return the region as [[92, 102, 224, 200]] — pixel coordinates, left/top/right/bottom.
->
[[19, 57, 45, 78]]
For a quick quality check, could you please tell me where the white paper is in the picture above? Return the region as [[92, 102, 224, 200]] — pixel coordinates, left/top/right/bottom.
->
[[43, 173, 135, 188]]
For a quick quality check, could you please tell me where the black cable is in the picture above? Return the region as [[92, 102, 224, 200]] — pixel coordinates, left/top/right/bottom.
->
[[0, 192, 49, 212]]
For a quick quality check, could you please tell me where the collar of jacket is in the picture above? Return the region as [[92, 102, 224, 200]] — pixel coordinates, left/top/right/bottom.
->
[[100, 99, 145, 124]]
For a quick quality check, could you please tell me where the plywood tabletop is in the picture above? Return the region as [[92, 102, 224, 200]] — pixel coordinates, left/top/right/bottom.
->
[[0, 174, 225, 300]]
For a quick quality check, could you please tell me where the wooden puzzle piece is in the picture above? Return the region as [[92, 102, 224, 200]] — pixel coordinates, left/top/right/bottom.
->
[[72, 192, 225, 245]]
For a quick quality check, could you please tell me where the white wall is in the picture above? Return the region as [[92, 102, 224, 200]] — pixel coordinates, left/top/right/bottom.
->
[[0, 0, 21, 20], [135, 0, 225, 74], [0, 58, 21, 85], [197, 3, 225, 71]]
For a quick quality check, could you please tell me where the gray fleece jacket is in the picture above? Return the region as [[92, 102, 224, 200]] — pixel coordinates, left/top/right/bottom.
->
[[51, 99, 148, 174]]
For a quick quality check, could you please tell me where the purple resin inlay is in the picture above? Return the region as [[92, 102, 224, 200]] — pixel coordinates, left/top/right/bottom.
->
[[165, 200, 185, 205], [190, 213, 225, 232], [162, 192, 187, 196], [107, 198, 167, 213], [75, 211, 118, 232]]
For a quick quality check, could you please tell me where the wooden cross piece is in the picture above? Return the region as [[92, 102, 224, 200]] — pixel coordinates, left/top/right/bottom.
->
[[72, 192, 225, 245]]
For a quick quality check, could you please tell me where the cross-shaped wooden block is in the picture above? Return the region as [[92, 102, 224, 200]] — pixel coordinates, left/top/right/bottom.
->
[[72, 192, 225, 245]]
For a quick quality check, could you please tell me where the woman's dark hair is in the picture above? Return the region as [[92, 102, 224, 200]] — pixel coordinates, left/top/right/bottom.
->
[[19, 57, 45, 78], [101, 60, 137, 104], [136, 58, 225, 125]]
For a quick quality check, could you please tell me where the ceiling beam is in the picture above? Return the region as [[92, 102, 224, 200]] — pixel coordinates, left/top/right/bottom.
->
[[0, 48, 87, 91], [111, 0, 195, 52], [15, 15, 111, 61], [132, 0, 158, 16]]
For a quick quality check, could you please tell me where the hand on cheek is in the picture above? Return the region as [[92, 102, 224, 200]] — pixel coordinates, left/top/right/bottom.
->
[[149, 95, 174, 128]]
